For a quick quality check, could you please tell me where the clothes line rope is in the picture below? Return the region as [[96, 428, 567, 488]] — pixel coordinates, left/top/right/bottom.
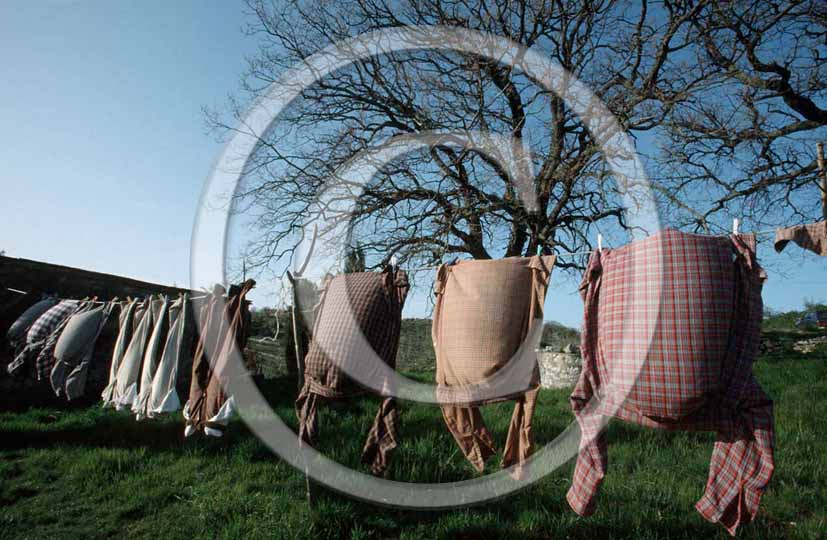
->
[[4, 287, 210, 304], [394, 229, 778, 273], [0, 228, 790, 297]]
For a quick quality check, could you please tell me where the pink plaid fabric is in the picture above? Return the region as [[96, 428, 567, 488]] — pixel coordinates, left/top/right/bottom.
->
[[774, 220, 827, 256], [568, 230, 774, 536]]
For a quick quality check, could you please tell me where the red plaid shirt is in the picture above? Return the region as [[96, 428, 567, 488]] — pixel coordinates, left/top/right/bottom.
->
[[568, 230, 774, 536]]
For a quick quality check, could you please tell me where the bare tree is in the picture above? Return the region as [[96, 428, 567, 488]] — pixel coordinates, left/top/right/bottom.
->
[[208, 0, 825, 275], [657, 0, 827, 231]]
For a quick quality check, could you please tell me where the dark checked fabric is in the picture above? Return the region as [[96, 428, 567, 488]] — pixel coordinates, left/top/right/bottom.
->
[[295, 268, 409, 475], [433, 255, 555, 473], [774, 220, 827, 256], [6, 300, 79, 377], [101, 299, 138, 405], [0, 289, 40, 353], [567, 230, 774, 536], [50, 302, 115, 400], [185, 281, 254, 436]]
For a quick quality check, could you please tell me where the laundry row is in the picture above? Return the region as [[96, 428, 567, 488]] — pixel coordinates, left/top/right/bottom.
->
[[6, 296, 115, 400], [100, 294, 191, 419], [2, 280, 256, 437], [1, 220, 824, 536], [296, 223, 827, 537]]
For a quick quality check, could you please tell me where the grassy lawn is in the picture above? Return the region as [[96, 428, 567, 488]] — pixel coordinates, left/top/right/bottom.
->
[[1, 343, 826, 539]]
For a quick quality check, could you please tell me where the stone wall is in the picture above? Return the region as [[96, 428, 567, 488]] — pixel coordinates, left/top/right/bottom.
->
[[537, 345, 582, 389]]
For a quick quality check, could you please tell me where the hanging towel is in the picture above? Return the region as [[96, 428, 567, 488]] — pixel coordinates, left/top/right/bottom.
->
[[432, 255, 554, 473], [146, 294, 190, 417], [112, 298, 156, 410], [184, 281, 254, 437], [50, 302, 115, 400], [133, 297, 170, 419], [6, 297, 57, 349], [774, 220, 827, 256], [567, 230, 773, 536], [7, 300, 78, 377], [294, 268, 408, 474], [101, 299, 138, 405]]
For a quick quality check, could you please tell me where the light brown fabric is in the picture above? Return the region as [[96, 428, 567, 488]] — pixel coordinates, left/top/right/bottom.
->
[[774, 220, 827, 256], [433, 255, 555, 471]]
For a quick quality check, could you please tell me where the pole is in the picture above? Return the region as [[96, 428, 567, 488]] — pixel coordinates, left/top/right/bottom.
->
[[286, 271, 314, 509], [817, 142, 827, 221]]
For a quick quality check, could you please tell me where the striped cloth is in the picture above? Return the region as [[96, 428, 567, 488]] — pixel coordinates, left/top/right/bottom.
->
[[774, 220, 827, 256], [101, 299, 138, 405], [296, 268, 408, 475], [433, 255, 555, 472], [567, 230, 774, 536], [185, 281, 254, 437]]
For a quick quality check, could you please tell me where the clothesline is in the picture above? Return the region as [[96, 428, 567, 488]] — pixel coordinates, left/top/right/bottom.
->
[[0, 228, 789, 296], [5, 287, 211, 304], [397, 229, 778, 273]]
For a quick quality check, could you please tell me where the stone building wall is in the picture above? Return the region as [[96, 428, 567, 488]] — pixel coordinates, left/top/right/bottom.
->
[[537, 345, 582, 389]]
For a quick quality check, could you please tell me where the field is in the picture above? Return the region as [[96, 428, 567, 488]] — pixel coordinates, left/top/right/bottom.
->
[[1, 331, 826, 539]]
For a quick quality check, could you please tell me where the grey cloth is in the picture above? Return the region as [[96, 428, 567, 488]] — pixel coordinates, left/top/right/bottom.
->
[[6, 297, 57, 348], [50, 302, 114, 400]]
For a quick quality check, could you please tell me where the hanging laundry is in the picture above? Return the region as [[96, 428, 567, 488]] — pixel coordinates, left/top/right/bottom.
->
[[144, 294, 190, 417], [111, 297, 156, 409], [133, 297, 170, 419], [6, 297, 57, 350], [567, 230, 773, 536], [0, 289, 40, 353], [6, 299, 79, 377], [36, 301, 89, 381], [432, 255, 554, 473], [184, 280, 254, 437], [774, 220, 827, 256], [50, 302, 115, 400], [101, 299, 138, 405], [184, 289, 226, 436], [295, 268, 408, 474]]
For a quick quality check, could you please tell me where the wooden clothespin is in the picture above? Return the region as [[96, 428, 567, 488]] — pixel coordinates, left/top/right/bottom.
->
[[597, 234, 603, 252], [536, 245, 542, 256], [732, 218, 740, 235], [390, 255, 398, 269]]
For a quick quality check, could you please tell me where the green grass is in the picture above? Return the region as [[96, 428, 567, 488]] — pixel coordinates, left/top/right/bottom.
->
[[2, 346, 826, 539]]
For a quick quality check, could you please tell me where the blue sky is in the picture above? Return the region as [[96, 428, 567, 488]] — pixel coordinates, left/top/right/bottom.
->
[[1, 1, 824, 329]]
